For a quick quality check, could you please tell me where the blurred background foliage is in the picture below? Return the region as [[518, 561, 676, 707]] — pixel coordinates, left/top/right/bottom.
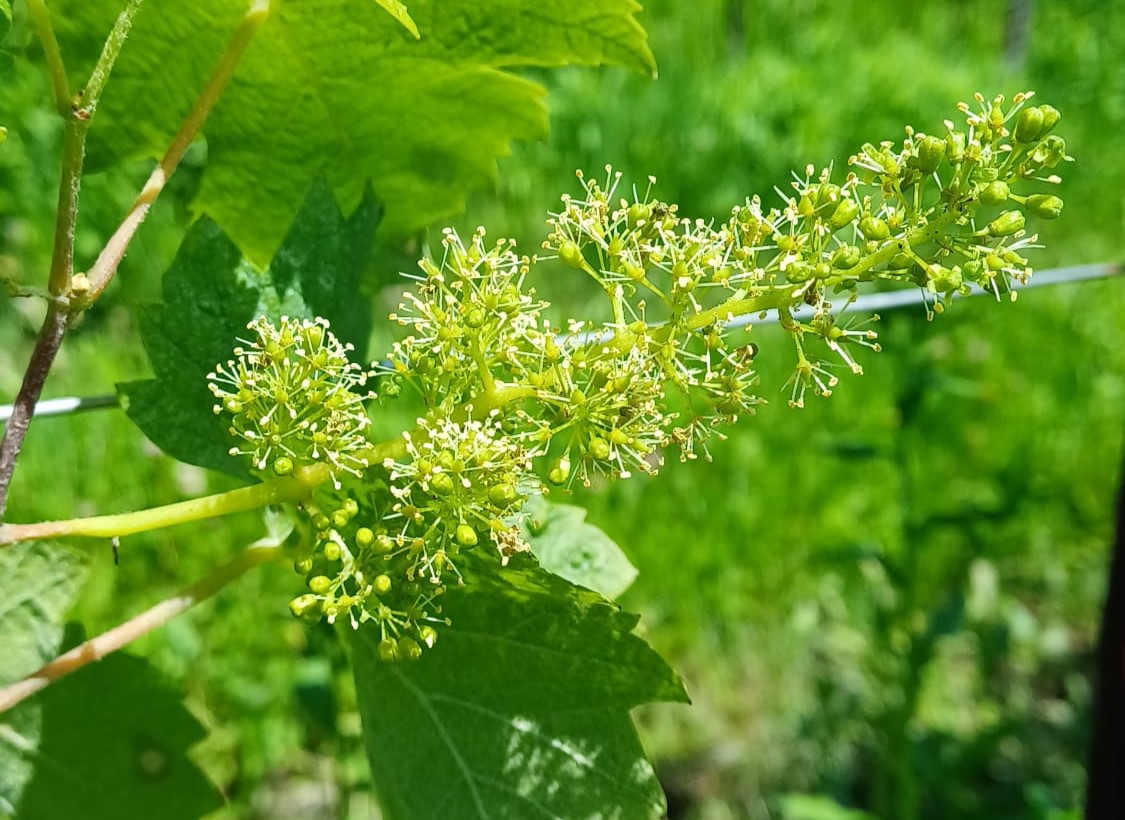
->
[[2, 0, 1124, 818]]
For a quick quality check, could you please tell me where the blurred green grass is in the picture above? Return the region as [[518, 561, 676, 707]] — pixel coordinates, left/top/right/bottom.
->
[[3, 0, 1125, 818]]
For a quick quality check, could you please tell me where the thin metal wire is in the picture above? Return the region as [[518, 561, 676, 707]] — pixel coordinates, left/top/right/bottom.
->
[[1, 261, 1118, 424]]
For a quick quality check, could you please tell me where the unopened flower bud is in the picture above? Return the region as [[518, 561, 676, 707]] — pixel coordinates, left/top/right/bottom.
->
[[559, 241, 585, 269], [828, 199, 860, 229], [487, 483, 518, 508], [377, 638, 399, 663], [547, 456, 571, 486], [464, 307, 486, 329], [858, 216, 890, 241], [308, 575, 333, 594], [588, 437, 611, 460], [1014, 106, 1045, 143], [987, 210, 1026, 237], [1037, 105, 1061, 135], [431, 472, 456, 495], [911, 135, 946, 173], [979, 181, 1010, 206], [1026, 194, 1063, 220], [398, 636, 423, 662], [455, 523, 479, 547]]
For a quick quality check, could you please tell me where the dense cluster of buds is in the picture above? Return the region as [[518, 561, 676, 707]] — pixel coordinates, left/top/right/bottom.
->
[[207, 316, 375, 479], [210, 92, 1069, 660]]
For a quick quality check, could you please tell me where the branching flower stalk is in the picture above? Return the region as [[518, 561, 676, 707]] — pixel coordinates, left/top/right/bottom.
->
[[202, 91, 1074, 662], [0, 91, 1071, 674]]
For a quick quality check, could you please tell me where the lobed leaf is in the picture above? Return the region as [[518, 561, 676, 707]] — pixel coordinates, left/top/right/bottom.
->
[[14, 644, 221, 820], [352, 555, 686, 820], [119, 179, 381, 477], [50, 0, 654, 265]]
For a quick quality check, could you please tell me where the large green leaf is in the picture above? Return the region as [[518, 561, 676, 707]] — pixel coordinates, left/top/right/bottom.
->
[[523, 496, 638, 599], [119, 178, 381, 477], [14, 646, 221, 820], [0, 541, 87, 814], [352, 556, 686, 820], [51, 0, 654, 264]]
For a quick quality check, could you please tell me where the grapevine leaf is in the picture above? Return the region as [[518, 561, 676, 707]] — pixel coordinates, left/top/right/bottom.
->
[[352, 555, 686, 820], [0, 541, 87, 814], [0, 542, 86, 686], [119, 179, 381, 477], [15, 645, 221, 820], [51, 0, 654, 264], [523, 496, 638, 599], [372, 0, 419, 39]]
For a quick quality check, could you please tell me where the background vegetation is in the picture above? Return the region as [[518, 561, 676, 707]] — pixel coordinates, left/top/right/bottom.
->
[[2, 0, 1123, 817]]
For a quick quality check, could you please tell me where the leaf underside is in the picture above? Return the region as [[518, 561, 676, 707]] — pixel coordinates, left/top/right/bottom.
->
[[51, 0, 654, 265], [352, 556, 686, 820], [119, 179, 381, 477], [0, 541, 87, 814]]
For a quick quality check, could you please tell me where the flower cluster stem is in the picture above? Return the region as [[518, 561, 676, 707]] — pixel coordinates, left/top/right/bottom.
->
[[0, 463, 327, 547], [0, 542, 282, 714]]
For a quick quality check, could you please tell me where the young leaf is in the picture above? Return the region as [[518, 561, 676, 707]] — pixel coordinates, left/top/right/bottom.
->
[[14, 646, 222, 820], [523, 496, 639, 599], [0, 541, 87, 814], [51, 0, 654, 264], [119, 180, 380, 477], [352, 555, 686, 820]]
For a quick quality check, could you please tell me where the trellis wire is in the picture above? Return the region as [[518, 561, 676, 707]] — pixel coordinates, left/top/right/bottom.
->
[[1, 261, 1118, 425]]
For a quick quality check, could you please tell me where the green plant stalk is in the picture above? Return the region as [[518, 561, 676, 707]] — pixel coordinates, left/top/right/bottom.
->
[[47, 118, 87, 297], [0, 463, 327, 546], [24, 0, 70, 116], [78, 0, 147, 114], [42, 0, 146, 298], [0, 542, 283, 714]]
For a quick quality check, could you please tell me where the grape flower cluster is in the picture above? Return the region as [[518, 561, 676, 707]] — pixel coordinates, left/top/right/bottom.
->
[[209, 92, 1069, 661]]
